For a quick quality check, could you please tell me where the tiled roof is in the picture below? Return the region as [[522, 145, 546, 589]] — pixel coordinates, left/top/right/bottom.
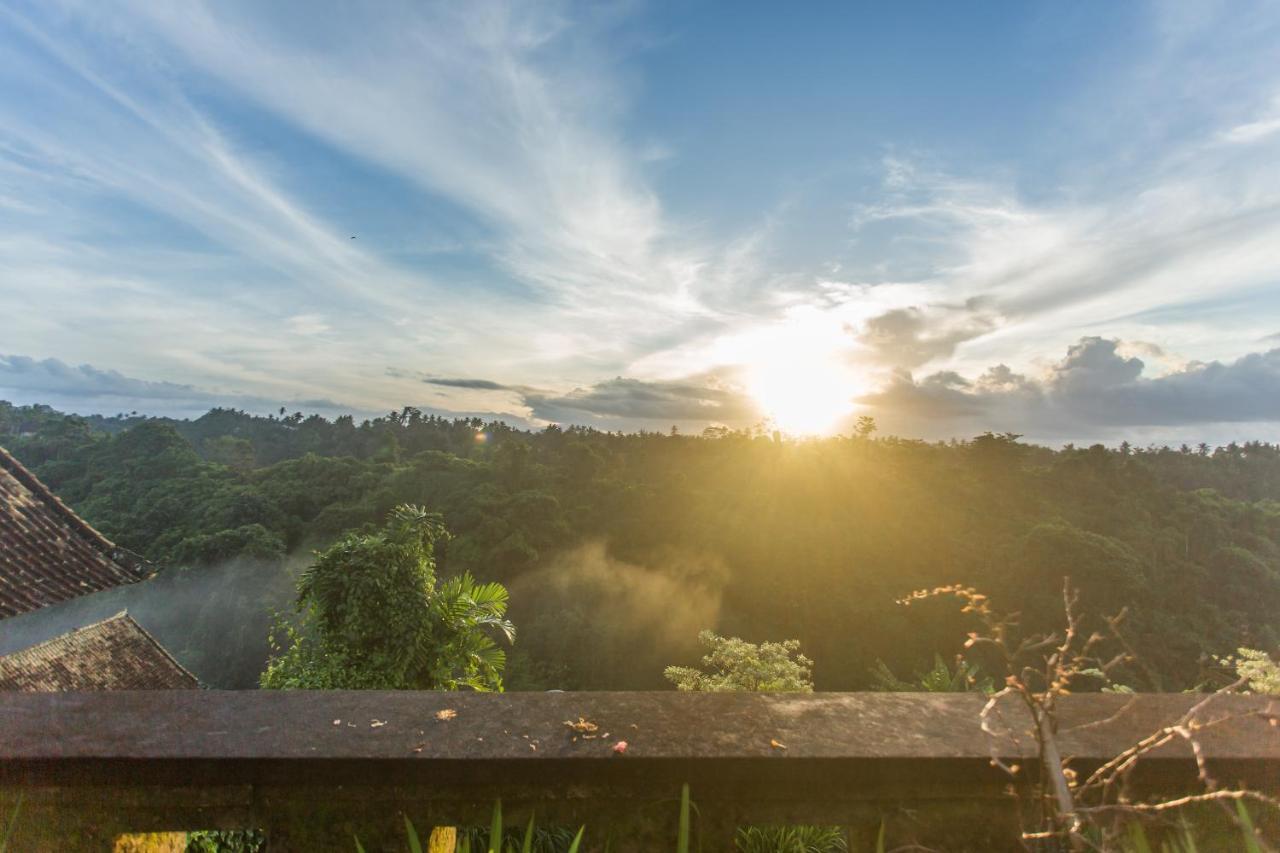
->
[[0, 445, 150, 618], [0, 611, 198, 690]]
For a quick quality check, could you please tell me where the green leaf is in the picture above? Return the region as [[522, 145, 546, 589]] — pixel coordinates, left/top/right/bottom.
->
[[1179, 818, 1199, 853], [566, 826, 585, 853], [1, 792, 23, 853], [521, 812, 535, 853], [404, 815, 423, 853], [676, 783, 690, 853], [875, 819, 886, 853], [489, 798, 503, 853], [353, 834, 366, 853], [1237, 800, 1262, 853], [1127, 822, 1153, 853]]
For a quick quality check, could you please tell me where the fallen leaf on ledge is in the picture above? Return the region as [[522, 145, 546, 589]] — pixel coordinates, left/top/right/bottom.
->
[[563, 716, 598, 733]]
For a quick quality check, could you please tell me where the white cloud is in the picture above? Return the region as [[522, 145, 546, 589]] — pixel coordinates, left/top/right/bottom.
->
[[2, 1, 1280, 441], [101, 0, 687, 308]]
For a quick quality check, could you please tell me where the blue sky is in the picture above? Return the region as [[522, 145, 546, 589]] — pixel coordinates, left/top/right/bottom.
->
[[2, 1, 1280, 443]]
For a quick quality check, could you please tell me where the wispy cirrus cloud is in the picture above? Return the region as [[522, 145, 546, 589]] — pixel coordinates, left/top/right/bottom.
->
[[97, 0, 700, 316], [0, 0, 724, 413], [2, 1, 1280, 442]]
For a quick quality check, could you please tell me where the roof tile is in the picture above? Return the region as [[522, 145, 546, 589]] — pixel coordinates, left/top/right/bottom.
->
[[0, 445, 149, 618], [0, 611, 198, 691]]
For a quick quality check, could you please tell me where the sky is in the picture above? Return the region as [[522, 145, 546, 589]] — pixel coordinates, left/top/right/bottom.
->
[[2, 1, 1280, 444]]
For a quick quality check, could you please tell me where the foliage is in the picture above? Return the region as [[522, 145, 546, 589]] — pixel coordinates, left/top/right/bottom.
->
[[1118, 805, 1268, 853], [867, 653, 993, 693], [666, 639, 841, 852], [735, 825, 847, 853], [449, 802, 583, 853], [260, 505, 514, 691], [665, 630, 813, 693], [1, 792, 21, 853], [184, 830, 265, 852], [677, 782, 690, 853], [1225, 648, 1280, 695], [6, 399, 1280, 692]]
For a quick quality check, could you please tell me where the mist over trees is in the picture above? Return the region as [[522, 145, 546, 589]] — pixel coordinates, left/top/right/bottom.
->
[[2, 400, 1278, 692]]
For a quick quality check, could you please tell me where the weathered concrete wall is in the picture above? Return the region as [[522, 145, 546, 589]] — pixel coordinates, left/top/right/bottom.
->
[[1, 691, 1276, 851]]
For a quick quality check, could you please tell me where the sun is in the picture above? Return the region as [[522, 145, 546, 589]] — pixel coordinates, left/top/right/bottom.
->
[[732, 311, 863, 436], [746, 356, 857, 436]]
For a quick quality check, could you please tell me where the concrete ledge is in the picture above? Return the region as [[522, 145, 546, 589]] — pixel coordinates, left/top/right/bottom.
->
[[4, 690, 1278, 762], [1, 691, 1277, 851]]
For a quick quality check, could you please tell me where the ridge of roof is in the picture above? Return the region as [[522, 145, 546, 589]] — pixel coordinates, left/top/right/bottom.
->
[[0, 444, 152, 618], [108, 610, 200, 687], [0, 446, 126, 560], [0, 610, 199, 691]]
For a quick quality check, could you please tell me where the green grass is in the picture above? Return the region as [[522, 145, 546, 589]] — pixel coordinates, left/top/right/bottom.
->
[[1118, 805, 1268, 853], [341, 788, 1273, 853], [522, 813, 536, 853], [677, 782, 690, 853], [405, 813, 424, 853], [489, 800, 503, 853], [735, 825, 846, 853], [0, 793, 22, 853]]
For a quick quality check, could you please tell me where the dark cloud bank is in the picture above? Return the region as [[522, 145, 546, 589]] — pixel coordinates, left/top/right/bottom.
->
[[858, 301, 997, 369], [423, 374, 759, 429], [864, 337, 1280, 441], [6, 341, 1280, 443], [0, 354, 352, 419]]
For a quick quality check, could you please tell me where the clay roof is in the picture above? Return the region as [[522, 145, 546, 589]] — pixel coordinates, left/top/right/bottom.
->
[[0, 611, 198, 691], [0, 445, 149, 618]]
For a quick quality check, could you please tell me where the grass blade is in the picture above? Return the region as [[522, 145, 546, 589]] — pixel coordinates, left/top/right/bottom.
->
[[404, 815, 424, 853], [566, 826, 585, 853], [0, 793, 22, 853], [875, 820, 886, 853], [489, 799, 503, 853], [677, 783, 690, 853], [352, 835, 366, 853], [521, 812, 535, 853], [1178, 817, 1199, 853], [1237, 800, 1262, 853], [1127, 822, 1153, 853]]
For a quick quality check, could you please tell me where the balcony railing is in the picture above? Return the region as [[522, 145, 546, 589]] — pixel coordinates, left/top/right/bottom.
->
[[1, 691, 1277, 851]]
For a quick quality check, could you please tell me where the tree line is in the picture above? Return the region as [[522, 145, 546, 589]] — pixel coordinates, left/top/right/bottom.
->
[[3, 400, 1278, 692]]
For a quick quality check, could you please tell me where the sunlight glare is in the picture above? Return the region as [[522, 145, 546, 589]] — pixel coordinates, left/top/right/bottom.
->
[[732, 310, 862, 435]]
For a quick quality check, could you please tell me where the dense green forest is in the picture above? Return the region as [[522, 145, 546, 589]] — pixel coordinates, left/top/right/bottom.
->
[[3, 400, 1278, 692]]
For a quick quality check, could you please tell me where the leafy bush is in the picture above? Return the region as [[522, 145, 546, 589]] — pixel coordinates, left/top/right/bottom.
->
[[867, 653, 992, 692], [665, 631, 813, 693], [261, 505, 513, 691], [736, 825, 847, 853], [1226, 648, 1280, 694], [185, 830, 265, 852]]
